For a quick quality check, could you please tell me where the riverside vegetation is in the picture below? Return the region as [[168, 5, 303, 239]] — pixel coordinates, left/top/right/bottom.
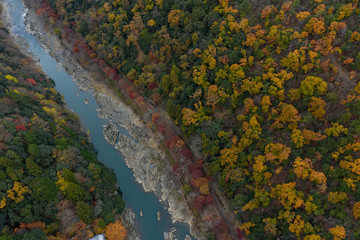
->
[[0, 4, 126, 240], [36, 0, 360, 239]]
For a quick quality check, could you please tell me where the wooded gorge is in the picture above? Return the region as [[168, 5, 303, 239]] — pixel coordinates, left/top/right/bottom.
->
[[34, 0, 360, 239], [0, 9, 126, 239]]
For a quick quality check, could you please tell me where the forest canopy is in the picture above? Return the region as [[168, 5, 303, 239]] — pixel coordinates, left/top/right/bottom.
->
[[42, 0, 360, 239]]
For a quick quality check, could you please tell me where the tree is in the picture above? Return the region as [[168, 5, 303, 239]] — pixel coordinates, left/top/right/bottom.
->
[[168, 9, 183, 26], [325, 123, 348, 137], [219, 136, 241, 168], [104, 220, 127, 240], [293, 157, 312, 180], [0, 157, 14, 168], [303, 234, 322, 240], [288, 215, 305, 237], [57, 170, 87, 202], [191, 168, 203, 178], [265, 143, 291, 165], [28, 144, 39, 157], [63, 182, 86, 202], [291, 129, 304, 148], [273, 103, 301, 130], [350, 31, 360, 42], [0, 197, 6, 209], [293, 157, 327, 187], [191, 177, 209, 195], [308, 97, 326, 119], [78, 19, 89, 36], [242, 115, 262, 140], [26, 158, 43, 176], [205, 85, 221, 111], [6, 167, 23, 181], [7, 181, 30, 203], [329, 226, 346, 240], [302, 129, 326, 144], [305, 18, 325, 35], [76, 201, 93, 224], [25, 221, 46, 230], [270, 182, 303, 210], [280, 48, 306, 72], [16, 125, 26, 131], [328, 192, 347, 205], [182, 102, 211, 126], [193, 195, 206, 211], [57, 146, 84, 168], [297, 11, 310, 21], [299, 76, 327, 97], [263, 218, 277, 235], [352, 201, 360, 221], [239, 222, 255, 235], [261, 95, 271, 113], [261, 5, 275, 19], [30, 177, 58, 201], [147, 19, 156, 27], [199, 184, 210, 195], [192, 65, 209, 88]]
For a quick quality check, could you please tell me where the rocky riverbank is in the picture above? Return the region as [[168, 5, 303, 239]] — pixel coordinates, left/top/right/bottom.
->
[[1, 1, 31, 57], [122, 208, 140, 240], [21, 1, 204, 239]]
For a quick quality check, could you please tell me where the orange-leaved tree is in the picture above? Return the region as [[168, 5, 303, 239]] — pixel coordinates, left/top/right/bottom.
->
[[308, 96, 326, 119], [329, 225, 346, 240], [105, 220, 127, 240]]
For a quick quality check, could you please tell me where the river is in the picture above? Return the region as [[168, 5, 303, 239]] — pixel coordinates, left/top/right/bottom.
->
[[3, 0, 193, 239]]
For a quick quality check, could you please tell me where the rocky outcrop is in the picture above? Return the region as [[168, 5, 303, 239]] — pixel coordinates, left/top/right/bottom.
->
[[95, 93, 152, 141], [103, 122, 119, 145], [164, 228, 177, 240], [97, 94, 197, 232], [24, 8, 92, 92], [164, 228, 193, 240], [122, 208, 141, 240], [96, 109, 109, 119], [96, 92, 200, 235]]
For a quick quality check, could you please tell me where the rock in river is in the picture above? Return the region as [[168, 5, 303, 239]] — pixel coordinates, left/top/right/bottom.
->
[[103, 122, 119, 145]]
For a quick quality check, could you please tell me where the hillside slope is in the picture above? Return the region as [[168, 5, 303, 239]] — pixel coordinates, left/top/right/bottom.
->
[[39, 0, 360, 239], [0, 6, 126, 240]]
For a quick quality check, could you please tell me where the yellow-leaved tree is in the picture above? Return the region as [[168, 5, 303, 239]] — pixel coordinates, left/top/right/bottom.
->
[[299, 76, 327, 96], [270, 182, 304, 210], [353, 201, 360, 219]]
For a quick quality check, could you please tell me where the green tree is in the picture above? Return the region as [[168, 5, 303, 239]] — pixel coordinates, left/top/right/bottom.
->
[[30, 177, 58, 201], [63, 182, 86, 202], [76, 201, 93, 224], [28, 144, 39, 157], [78, 18, 89, 36], [26, 158, 43, 176]]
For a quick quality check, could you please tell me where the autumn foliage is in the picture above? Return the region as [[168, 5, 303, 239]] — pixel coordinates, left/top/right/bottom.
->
[[39, 0, 360, 238], [0, 25, 125, 239], [105, 220, 127, 240]]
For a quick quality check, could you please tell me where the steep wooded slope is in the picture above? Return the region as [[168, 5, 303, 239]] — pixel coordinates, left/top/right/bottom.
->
[[0, 9, 125, 240], [41, 0, 360, 238]]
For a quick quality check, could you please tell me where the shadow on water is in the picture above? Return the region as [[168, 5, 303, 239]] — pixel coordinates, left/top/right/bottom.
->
[[3, 0, 193, 239]]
